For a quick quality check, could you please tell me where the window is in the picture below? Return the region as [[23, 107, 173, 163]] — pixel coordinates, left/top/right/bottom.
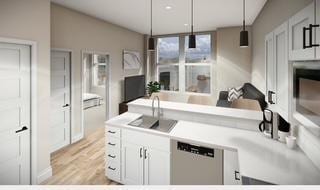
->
[[156, 34, 213, 94], [157, 37, 180, 91], [92, 54, 107, 87]]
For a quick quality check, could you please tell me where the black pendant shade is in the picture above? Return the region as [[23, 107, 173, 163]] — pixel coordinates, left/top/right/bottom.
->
[[148, 37, 155, 51], [189, 34, 196, 49], [188, 0, 196, 49], [148, 0, 155, 51], [240, 0, 249, 48], [240, 30, 249, 47]]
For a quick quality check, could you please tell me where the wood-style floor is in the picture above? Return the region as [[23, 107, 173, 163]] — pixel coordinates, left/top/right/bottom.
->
[[42, 127, 119, 185]]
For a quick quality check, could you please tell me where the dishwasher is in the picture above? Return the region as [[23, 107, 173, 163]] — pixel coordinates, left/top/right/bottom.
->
[[171, 140, 223, 185]]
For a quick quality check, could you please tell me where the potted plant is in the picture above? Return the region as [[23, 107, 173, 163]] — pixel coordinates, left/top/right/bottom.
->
[[147, 81, 161, 96]]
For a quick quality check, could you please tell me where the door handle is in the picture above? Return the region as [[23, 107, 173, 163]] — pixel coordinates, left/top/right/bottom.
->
[[140, 148, 143, 158], [63, 104, 69, 108], [108, 142, 116, 146], [108, 166, 116, 171], [310, 24, 320, 47], [16, 126, 28, 133], [108, 154, 116, 159], [234, 171, 241, 181], [144, 149, 147, 159], [303, 26, 311, 49], [268, 91, 275, 104]]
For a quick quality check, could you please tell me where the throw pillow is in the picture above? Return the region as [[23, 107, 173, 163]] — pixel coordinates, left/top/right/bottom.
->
[[228, 86, 243, 102]]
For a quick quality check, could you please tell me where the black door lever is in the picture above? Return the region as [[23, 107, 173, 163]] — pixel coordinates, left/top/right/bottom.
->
[[16, 126, 28, 133], [63, 104, 69, 108]]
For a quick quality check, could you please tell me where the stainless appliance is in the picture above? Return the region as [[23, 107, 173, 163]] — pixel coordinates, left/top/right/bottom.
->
[[259, 109, 278, 139], [171, 140, 223, 185]]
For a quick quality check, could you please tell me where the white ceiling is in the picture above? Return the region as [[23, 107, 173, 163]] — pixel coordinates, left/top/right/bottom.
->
[[51, 0, 267, 35]]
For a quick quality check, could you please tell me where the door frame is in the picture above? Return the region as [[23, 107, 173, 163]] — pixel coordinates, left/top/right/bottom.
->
[[50, 48, 73, 149], [0, 37, 38, 184], [80, 50, 111, 140]]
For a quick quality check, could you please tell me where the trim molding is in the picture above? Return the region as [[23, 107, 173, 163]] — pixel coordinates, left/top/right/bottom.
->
[[72, 132, 84, 143], [37, 166, 52, 184]]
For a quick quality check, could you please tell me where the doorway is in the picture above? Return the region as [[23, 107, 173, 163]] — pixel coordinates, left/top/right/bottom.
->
[[82, 51, 110, 137], [0, 42, 31, 184], [50, 50, 71, 153]]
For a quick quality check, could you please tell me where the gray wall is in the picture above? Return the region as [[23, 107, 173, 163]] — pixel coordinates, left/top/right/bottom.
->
[[251, 0, 313, 92], [51, 4, 144, 136], [216, 26, 252, 94], [0, 0, 51, 179]]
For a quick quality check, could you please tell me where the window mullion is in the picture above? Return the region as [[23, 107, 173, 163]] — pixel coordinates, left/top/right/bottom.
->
[[179, 35, 185, 93]]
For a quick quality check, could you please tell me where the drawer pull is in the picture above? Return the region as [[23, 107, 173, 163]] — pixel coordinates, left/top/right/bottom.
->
[[108, 154, 116, 158], [234, 171, 241, 180], [108, 166, 116, 171], [108, 142, 116, 146], [108, 130, 116, 134]]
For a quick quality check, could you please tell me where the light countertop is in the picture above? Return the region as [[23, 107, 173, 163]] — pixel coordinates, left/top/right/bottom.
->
[[128, 99, 263, 121], [106, 112, 320, 185]]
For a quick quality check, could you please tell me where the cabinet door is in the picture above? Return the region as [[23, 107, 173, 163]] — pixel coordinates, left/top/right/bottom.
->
[[265, 32, 276, 103], [289, 2, 315, 61], [224, 150, 241, 185], [144, 148, 170, 185], [274, 22, 289, 121], [121, 141, 144, 185]]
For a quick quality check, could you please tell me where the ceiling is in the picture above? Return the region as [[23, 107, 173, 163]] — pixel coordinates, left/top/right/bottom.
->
[[51, 0, 267, 35]]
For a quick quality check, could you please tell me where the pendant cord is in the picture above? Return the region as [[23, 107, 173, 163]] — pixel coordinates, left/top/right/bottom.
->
[[151, 0, 153, 37], [191, 0, 194, 35], [243, 0, 246, 31]]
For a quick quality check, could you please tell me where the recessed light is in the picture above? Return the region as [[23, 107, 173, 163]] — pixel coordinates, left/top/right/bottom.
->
[[165, 5, 172, 10], [184, 23, 189, 26]]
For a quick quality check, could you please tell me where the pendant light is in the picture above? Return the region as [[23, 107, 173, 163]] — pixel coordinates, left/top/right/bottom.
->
[[240, 0, 249, 47], [148, 0, 155, 51], [188, 0, 196, 49]]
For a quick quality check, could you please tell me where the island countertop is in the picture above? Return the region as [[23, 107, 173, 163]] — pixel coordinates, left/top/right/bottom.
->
[[105, 112, 320, 185]]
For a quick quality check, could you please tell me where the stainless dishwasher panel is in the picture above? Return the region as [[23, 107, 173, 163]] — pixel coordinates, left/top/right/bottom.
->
[[171, 140, 223, 185]]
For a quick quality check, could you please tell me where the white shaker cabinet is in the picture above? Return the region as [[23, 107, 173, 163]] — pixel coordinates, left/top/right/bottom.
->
[[224, 150, 241, 185], [289, 1, 318, 61], [121, 141, 144, 185], [265, 21, 290, 121]]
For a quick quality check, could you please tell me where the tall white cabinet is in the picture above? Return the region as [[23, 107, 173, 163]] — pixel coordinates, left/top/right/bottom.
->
[[265, 22, 290, 121], [289, 0, 320, 61]]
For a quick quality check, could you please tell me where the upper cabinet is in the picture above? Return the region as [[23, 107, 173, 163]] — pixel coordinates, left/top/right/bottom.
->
[[265, 21, 290, 121], [289, 1, 320, 61]]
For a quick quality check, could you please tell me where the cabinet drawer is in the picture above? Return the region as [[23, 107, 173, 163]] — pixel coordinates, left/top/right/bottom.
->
[[122, 129, 170, 152], [106, 126, 121, 138], [106, 147, 120, 163], [106, 161, 120, 182], [106, 136, 120, 150]]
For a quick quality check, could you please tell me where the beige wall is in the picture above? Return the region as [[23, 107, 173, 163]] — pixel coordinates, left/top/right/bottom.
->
[[216, 27, 252, 93], [251, 0, 313, 92], [51, 4, 144, 136], [0, 0, 51, 179]]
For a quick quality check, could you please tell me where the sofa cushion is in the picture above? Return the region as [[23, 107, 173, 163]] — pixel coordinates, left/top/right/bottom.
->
[[228, 86, 243, 101]]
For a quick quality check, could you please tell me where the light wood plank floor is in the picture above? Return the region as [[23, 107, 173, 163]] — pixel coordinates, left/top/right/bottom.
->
[[42, 127, 119, 185]]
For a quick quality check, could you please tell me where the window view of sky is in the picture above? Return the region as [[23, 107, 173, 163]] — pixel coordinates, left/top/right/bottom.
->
[[158, 37, 179, 64]]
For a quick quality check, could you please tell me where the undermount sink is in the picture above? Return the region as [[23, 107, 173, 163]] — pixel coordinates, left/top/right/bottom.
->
[[128, 115, 177, 133]]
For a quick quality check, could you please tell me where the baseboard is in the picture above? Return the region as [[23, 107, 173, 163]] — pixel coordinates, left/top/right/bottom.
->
[[72, 132, 84, 143], [37, 166, 52, 184]]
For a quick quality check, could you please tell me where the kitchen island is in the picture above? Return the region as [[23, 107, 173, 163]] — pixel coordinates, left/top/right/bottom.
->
[[105, 112, 320, 185]]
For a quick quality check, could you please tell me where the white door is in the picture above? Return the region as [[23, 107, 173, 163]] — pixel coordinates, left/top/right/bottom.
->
[[0, 42, 31, 184], [50, 50, 71, 152], [274, 22, 289, 121], [121, 142, 144, 185], [289, 2, 316, 61], [144, 148, 170, 185], [265, 32, 276, 103]]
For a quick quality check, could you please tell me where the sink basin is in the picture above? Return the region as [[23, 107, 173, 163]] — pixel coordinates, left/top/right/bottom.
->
[[128, 115, 177, 133]]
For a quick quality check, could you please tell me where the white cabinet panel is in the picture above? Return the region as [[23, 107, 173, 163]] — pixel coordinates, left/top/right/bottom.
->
[[144, 148, 170, 185], [265, 32, 276, 103], [121, 141, 144, 185], [289, 2, 316, 60], [316, 0, 320, 59], [274, 22, 289, 121], [224, 150, 241, 185]]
